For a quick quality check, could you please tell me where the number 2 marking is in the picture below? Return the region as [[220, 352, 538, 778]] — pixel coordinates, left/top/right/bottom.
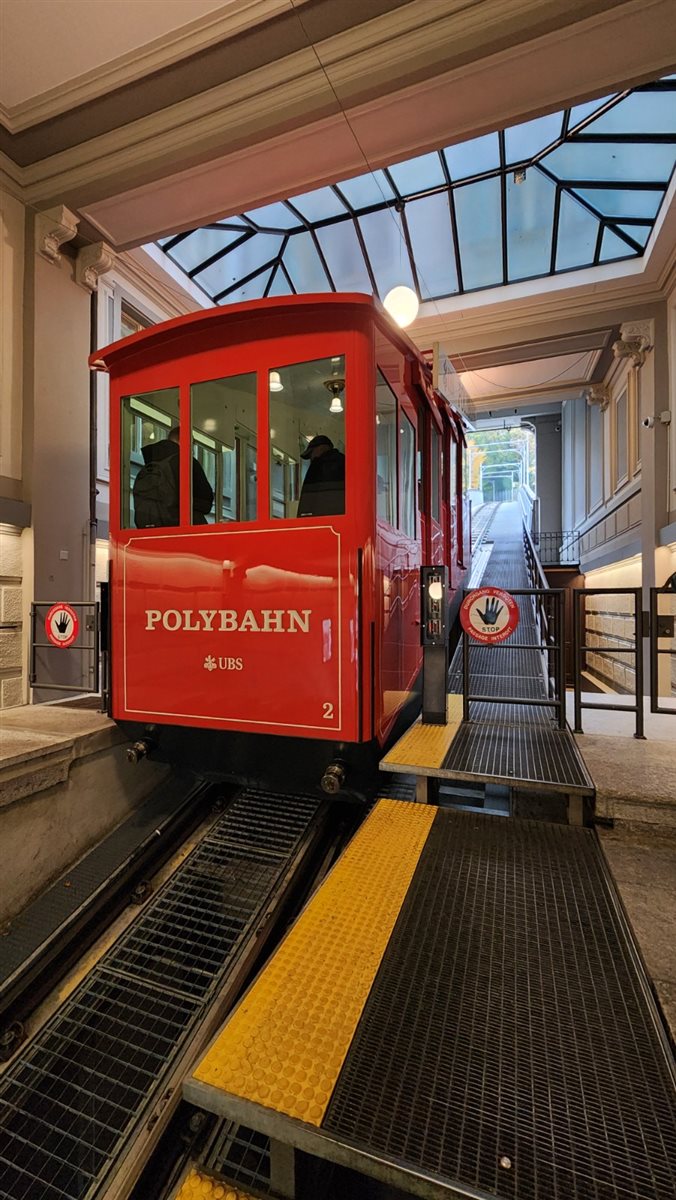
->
[[322, 702, 334, 720]]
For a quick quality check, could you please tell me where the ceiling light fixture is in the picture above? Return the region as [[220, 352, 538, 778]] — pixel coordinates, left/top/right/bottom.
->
[[269, 370, 283, 392], [384, 285, 419, 328], [324, 376, 345, 414]]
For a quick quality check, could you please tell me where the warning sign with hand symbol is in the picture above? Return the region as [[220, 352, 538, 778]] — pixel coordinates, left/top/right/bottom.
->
[[45, 603, 80, 648], [460, 587, 519, 643]]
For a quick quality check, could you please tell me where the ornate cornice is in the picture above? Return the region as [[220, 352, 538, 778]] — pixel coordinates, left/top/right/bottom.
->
[[0, 0, 298, 133], [35, 205, 78, 264], [75, 241, 116, 292], [586, 383, 610, 411]]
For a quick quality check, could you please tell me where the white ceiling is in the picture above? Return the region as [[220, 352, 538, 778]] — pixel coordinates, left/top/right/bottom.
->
[[0, 0, 227, 107], [458, 352, 602, 402]]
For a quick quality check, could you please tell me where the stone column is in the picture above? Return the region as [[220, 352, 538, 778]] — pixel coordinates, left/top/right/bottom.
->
[[28, 208, 114, 698], [532, 414, 562, 535]]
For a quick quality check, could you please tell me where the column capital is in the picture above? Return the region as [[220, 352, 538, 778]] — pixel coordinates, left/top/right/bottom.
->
[[76, 241, 116, 292], [35, 205, 79, 264], [613, 319, 654, 367]]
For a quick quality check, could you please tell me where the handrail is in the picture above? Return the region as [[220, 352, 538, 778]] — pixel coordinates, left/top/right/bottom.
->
[[522, 518, 549, 592]]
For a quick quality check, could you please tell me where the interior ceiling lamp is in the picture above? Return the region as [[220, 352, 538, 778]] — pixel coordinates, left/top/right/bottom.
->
[[384, 285, 419, 328], [324, 377, 345, 414], [269, 370, 284, 392]]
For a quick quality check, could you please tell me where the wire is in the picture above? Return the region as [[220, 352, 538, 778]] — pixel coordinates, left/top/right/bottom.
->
[[461, 350, 593, 391], [286, 0, 427, 289]]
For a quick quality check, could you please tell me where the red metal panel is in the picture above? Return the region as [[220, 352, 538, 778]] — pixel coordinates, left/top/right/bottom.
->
[[112, 525, 359, 739]]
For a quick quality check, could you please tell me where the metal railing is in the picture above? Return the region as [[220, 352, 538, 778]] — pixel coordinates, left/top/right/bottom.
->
[[30, 602, 100, 694], [462, 587, 567, 730], [650, 586, 676, 715], [534, 531, 581, 566], [572, 588, 644, 739]]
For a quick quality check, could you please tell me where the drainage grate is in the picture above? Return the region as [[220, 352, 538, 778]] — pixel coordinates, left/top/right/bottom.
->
[[325, 809, 676, 1200], [201, 1120, 272, 1194], [0, 789, 322, 1200]]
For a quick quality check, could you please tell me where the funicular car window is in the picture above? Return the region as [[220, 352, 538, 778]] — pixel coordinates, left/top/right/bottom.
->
[[400, 412, 416, 538], [191, 373, 257, 524], [121, 387, 180, 529], [430, 422, 441, 523], [269, 355, 345, 519], [376, 369, 397, 526]]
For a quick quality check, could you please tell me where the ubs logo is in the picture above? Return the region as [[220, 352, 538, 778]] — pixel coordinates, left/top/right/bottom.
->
[[204, 656, 243, 671]]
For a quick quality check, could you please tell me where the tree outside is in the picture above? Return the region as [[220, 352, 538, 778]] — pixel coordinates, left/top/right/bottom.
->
[[466, 427, 535, 502]]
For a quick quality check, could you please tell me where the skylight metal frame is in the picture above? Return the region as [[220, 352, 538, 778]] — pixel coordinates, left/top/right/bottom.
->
[[157, 80, 676, 307]]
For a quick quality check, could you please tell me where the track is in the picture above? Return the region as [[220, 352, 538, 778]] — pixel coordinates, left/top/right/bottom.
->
[[0, 789, 328, 1200]]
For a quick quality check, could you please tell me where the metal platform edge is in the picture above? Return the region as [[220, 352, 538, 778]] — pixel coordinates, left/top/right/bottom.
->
[[182, 1084, 497, 1200]]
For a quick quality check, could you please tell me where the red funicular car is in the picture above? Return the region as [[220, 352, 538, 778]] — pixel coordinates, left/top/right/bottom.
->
[[92, 294, 469, 796]]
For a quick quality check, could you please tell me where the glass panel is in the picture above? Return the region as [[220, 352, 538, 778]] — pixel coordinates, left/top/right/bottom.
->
[[400, 413, 416, 538], [282, 231, 332, 293], [219, 268, 274, 304], [617, 223, 652, 247], [506, 169, 556, 280], [600, 227, 633, 262], [588, 400, 603, 510], [543, 140, 676, 182], [169, 228, 244, 274], [555, 191, 599, 270], [572, 187, 663, 219], [616, 387, 628, 482], [568, 95, 616, 130], [430, 424, 440, 523], [583, 90, 676, 134], [121, 387, 180, 529], [387, 152, 445, 195], [448, 431, 457, 506], [193, 234, 283, 297], [504, 113, 563, 163], [270, 356, 345, 519], [358, 209, 416, 297], [444, 133, 500, 180], [405, 193, 458, 298], [245, 201, 301, 229], [120, 304, 150, 339], [191, 373, 257, 524], [267, 266, 293, 297], [454, 177, 503, 290], [291, 187, 347, 223], [315, 221, 373, 292], [337, 170, 394, 210], [376, 370, 397, 526]]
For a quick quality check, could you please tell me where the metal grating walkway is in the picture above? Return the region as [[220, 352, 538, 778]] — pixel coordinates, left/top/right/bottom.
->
[[0, 789, 322, 1200], [324, 809, 676, 1200], [445, 502, 593, 792]]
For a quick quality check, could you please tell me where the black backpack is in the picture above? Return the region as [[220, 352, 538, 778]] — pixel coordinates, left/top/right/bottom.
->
[[133, 457, 179, 528]]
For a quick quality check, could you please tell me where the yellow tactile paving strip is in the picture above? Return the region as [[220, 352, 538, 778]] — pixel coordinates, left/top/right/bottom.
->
[[174, 1166, 254, 1199], [381, 694, 464, 770], [192, 800, 436, 1126]]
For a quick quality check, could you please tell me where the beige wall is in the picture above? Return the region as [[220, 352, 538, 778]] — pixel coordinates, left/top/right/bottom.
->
[[0, 186, 24, 488]]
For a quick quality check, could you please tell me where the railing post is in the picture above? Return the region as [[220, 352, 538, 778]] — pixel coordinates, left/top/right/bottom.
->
[[557, 590, 567, 730], [649, 586, 658, 716], [462, 629, 470, 723], [634, 587, 645, 739], [29, 604, 37, 686], [573, 591, 583, 733]]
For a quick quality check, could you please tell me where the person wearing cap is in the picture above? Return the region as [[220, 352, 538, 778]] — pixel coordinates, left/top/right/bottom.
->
[[298, 435, 345, 517]]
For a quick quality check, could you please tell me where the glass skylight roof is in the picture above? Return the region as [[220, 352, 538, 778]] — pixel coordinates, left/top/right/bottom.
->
[[157, 79, 676, 307]]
